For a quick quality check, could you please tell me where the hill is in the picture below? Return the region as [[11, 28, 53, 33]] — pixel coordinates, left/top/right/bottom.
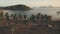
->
[[0, 4, 32, 11]]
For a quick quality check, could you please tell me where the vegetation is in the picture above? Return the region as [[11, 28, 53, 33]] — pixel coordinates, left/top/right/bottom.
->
[[0, 4, 32, 11], [0, 11, 60, 34]]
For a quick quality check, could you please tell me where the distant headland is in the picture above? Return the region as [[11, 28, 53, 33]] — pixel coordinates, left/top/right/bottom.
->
[[0, 4, 32, 11]]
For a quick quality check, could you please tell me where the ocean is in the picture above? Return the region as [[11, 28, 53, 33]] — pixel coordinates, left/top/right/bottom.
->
[[3, 7, 60, 20]]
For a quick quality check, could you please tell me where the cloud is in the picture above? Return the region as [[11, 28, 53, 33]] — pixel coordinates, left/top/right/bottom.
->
[[0, 0, 60, 7]]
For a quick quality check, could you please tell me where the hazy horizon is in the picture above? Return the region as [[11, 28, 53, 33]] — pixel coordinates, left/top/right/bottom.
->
[[0, 0, 60, 7]]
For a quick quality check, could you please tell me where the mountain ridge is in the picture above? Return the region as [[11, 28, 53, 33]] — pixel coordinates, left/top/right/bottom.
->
[[0, 4, 32, 11]]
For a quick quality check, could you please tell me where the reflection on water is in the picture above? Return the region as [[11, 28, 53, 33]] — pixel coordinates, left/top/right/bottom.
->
[[3, 8, 60, 20]]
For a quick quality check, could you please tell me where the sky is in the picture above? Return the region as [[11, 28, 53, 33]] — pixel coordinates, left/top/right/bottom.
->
[[0, 0, 60, 7]]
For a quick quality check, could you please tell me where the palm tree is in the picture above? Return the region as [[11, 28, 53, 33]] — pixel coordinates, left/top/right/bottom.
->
[[13, 14, 17, 20], [0, 11, 4, 20], [48, 16, 51, 20], [30, 14, 36, 22], [40, 14, 44, 21], [5, 13, 9, 20], [17, 14, 22, 24], [23, 15, 28, 24], [43, 14, 52, 24], [18, 14, 22, 20], [13, 14, 18, 23], [47, 16, 52, 24], [44, 14, 52, 22], [43, 14, 48, 21], [36, 13, 41, 20], [10, 14, 14, 21], [23, 15, 27, 20]]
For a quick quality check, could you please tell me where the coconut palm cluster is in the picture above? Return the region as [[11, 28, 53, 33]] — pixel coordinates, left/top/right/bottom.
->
[[0, 11, 51, 24], [0, 11, 59, 34]]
